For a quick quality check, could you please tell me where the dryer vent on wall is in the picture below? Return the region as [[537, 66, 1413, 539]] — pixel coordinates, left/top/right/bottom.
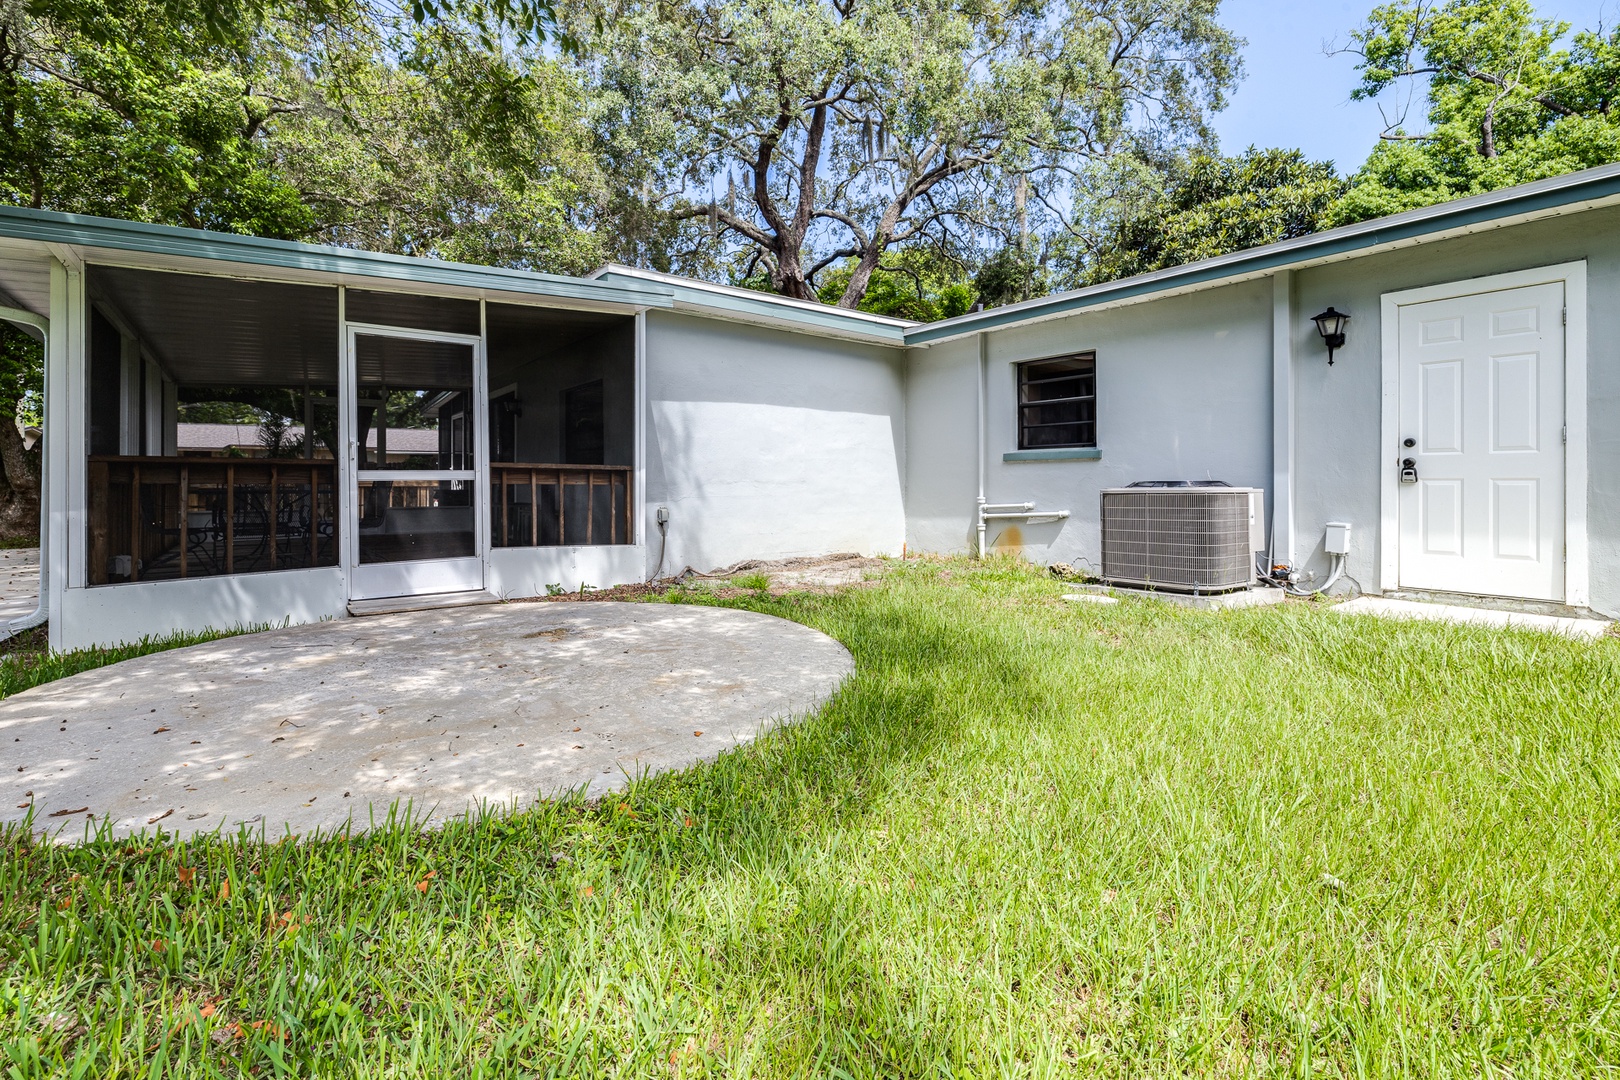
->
[[1099, 483, 1264, 593]]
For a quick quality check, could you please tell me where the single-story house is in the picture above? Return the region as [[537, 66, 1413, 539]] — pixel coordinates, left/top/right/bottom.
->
[[1, 162, 1616, 651]]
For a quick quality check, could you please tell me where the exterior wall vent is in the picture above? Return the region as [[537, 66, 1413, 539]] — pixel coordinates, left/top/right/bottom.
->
[[1099, 483, 1264, 593]]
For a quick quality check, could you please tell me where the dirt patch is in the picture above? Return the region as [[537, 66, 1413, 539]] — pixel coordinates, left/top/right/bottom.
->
[[522, 627, 573, 640], [0, 623, 47, 663], [518, 553, 890, 603]]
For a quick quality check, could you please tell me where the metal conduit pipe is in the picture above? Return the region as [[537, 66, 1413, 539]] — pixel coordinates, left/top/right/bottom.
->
[[973, 334, 1073, 555], [0, 305, 47, 643], [982, 511, 1071, 522]]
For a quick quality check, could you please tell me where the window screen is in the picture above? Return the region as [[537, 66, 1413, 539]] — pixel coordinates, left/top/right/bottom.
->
[[1018, 353, 1096, 449]]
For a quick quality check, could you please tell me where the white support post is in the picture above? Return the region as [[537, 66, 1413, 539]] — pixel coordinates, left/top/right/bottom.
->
[[633, 308, 647, 567], [48, 258, 87, 641], [161, 377, 178, 456], [143, 356, 162, 455], [1271, 270, 1295, 570], [473, 299, 491, 588], [118, 333, 141, 455], [975, 332, 988, 559], [336, 286, 354, 601]]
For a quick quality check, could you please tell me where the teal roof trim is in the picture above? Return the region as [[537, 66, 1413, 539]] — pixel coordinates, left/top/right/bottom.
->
[[904, 162, 1620, 346], [0, 205, 674, 309]]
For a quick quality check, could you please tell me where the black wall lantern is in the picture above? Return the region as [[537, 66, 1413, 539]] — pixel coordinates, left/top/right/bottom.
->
[[1312, 306, 1350, 365]]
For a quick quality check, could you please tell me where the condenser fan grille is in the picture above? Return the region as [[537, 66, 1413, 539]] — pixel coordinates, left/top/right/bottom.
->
[[1100, 489, 1256, 592]]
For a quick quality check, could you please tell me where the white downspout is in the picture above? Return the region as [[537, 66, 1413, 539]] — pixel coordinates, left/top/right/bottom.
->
[[0, 305, 48, 642], [976, 332, 987, 559], [1270, 271, 1295, 573]]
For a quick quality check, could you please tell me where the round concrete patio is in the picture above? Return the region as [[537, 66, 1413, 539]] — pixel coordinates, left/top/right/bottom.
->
[[1, 602, 853, 841]]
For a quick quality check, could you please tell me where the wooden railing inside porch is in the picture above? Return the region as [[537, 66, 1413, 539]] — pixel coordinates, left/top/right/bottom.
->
[[491, 464, 633, 547], [88, 456, 339, 586]]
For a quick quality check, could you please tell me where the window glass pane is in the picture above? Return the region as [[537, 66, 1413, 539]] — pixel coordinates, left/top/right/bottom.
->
[[1025, 424, 1086, 448], [1022, 401, 1087, 428], [84, 267, 341, 585], [1021, 375, 1083, 403], [1018, 353, 1096, 450], [346, 290, 481, 335], [354, 334, 474, 470], [357, 479, 475, 563]]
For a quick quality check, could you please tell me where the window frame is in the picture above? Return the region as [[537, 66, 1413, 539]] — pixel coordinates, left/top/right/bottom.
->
[[1016, 352, 1097, 451]]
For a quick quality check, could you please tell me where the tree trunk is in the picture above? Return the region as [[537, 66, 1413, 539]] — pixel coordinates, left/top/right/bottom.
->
[[771, 246, 817, 300], [837, 200, 906, 307], [0, 418, 40, 544]]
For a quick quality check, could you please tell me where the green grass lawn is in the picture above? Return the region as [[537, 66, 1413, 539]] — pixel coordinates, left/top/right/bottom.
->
[[3, 559, 1618, 1077]]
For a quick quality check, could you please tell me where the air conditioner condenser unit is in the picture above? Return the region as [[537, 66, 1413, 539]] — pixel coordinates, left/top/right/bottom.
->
[[1099, 483, 1265, 593]]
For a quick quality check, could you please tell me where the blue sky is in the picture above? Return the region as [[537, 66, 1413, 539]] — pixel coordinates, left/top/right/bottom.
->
[[1210, 0, 1616, 174]]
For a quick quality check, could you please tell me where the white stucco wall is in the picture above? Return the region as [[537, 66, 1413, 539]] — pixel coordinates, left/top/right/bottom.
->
[[642, 311, 907, 575], [905, 280, 1275, 573], [1287, 206, 1620, 615], [487, 544, 646, 599], [55, 568, 349, 652], [908, 205, 1620, 615]]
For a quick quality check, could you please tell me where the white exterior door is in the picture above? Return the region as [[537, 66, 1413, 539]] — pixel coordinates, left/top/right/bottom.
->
[[1396, 281, 1565, 601], [341, 324, 488, 601]]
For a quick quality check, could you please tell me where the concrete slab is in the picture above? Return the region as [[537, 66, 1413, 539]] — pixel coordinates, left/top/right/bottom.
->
[[1072, 583, 1286, 610], [347, 590, 501, 617], [1333, 596, 1612, 639], [0, 547, 39, 624], [1, 602, 852, 841]]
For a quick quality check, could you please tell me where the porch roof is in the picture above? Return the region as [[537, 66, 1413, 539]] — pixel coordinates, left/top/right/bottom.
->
[[0, 206, 676, 316]]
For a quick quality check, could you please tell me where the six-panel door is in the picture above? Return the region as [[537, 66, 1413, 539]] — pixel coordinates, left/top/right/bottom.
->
[[1396, 281, 1565, 601]]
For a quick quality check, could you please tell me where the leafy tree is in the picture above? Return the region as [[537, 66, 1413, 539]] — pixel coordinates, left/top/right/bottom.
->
[[815, 248, 975, 321], [1330, 0, 1620, 224], [573, 0, 1241, 308], [974, 244, 1051, 308], [1075, 147, 1345, 284], [0, 323, 41, 540], [0, 0, 316, 233], [263, 22, 608, 272], [0, 0, 598, 539]]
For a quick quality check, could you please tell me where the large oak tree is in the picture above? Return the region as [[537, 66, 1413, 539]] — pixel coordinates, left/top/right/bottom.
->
[[575, 0, 1241, 306]]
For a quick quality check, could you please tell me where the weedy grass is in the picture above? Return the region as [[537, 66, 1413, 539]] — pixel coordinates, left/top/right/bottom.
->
[[2, 557, 1618, 1077]]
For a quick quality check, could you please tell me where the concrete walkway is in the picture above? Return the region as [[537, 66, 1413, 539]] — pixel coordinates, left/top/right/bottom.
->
[[0, 547, 38, 625], [2, 602, 853, 841], [1333, 596, 1612, 639]]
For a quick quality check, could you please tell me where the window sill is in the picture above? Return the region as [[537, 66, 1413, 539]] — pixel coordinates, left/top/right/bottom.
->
[[1003, 448, 1102, 463]]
